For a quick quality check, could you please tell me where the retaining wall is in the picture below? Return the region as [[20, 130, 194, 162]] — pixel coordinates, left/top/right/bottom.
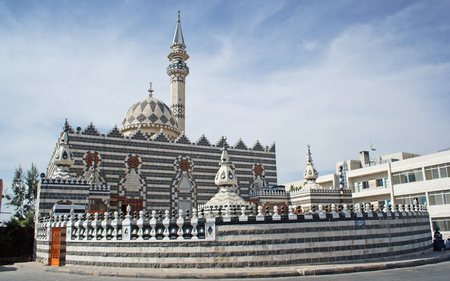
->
[[36, 208, 431, 268]]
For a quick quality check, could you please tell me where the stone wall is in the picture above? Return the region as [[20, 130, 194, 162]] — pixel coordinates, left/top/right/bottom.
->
[[43, 127, 277, 213], [35, 205, 431, 268]]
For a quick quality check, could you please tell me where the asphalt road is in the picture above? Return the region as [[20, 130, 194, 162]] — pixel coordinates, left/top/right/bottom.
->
[[1, 261, 450, 281]]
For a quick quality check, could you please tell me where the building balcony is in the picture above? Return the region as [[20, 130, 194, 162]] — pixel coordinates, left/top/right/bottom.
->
[[393, 177, 450, 196], [428, 204, 450, 218], [352, 186, 390, 200]]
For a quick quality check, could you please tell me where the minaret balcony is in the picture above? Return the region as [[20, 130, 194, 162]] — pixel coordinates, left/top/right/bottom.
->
[[167, 63, 189, 76], [168, 49, 189, 61]]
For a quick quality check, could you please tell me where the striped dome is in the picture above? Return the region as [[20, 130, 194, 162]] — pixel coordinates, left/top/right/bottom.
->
[[121, 96, 180, 138]]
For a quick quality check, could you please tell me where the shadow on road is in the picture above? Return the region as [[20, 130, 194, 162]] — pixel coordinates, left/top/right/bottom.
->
[[0, 265, 17, 272]]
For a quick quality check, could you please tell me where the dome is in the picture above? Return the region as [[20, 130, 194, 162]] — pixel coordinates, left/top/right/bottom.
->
[[121, 94, 180, 139]]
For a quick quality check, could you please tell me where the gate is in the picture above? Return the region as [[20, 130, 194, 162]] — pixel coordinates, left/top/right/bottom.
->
[[50, 227, 63, 266]]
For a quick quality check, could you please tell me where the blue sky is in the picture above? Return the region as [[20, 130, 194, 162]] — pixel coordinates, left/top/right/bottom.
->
[[1, 1, 449, 221]]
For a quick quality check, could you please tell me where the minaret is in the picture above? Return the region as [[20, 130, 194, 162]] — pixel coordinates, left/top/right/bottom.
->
[[167, 11, 189, 133]]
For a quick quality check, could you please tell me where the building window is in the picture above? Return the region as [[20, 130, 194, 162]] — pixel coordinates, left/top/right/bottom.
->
[[425, 162, 450, 180], [342, 163, 349, 188], [392, 169, 423, 185], [428, 190, 450, 206], [362, 181, 369, 189], [395, 194, 427, 206], [376, 179, 384, 187], [88, 199, 107, 213], [432, 217, 450, 231], [384, 177, 390, 188], [353, 181, 362, 193]]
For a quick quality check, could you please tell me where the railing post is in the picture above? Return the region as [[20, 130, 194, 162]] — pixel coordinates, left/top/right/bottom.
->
[[177, 209, 185, 240], [191, 208, 198, 240], [318, 204, 326, 219], [239, 206, 248, 222], [137, 210, 145, 241], [223, 206, 231, 222], [101, 212, 109, 241], [122, 205, 132, 241], [272, 206, 281, 221], [256, 206, 264, 221], [288, 205, 297, 220], [149, 210, 156, 241], [343, 204, 351, 218], [162, 210, 170, 240], [355, 203, 363, 218], [331, 203, 339, 219], [111, 211, 119, 240], [93, 213, 99, 240], [67, 210, 74, 241]]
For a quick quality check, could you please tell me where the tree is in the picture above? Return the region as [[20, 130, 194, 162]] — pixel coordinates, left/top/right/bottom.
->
[[24, 164, 39, 216], [10, 164, 39, 220]]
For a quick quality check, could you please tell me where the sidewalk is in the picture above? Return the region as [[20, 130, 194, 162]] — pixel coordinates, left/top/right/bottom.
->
[[44, 251, 450, 279]]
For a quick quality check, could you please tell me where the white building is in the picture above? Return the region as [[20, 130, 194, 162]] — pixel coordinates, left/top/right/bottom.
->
[[284, 149, 450, 238]]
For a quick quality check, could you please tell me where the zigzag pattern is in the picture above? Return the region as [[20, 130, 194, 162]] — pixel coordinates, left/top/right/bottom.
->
[[64, 120, 275, 152]]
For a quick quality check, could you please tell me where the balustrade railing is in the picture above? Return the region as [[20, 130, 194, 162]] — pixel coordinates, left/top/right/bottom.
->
[[36, 203, 428, 242], [248, 189, 288, 197]]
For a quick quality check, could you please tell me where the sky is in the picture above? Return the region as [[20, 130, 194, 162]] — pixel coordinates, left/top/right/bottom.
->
[[1, 0, 449, 221]]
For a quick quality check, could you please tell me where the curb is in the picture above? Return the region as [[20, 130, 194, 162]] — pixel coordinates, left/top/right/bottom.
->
[[45, 267, 301, 279], [297, 253, 450, 276], [45, 253, 450, 279]]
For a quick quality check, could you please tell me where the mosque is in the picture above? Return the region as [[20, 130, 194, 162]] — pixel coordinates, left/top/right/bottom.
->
[[36, 13, 351, 218], [36, 13, 277, 216], [34, 14, 430, 269]]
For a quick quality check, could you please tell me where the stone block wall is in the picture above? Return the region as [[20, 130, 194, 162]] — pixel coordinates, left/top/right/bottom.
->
[[44, 128, 277, 213], [35, 206, 431, 268]]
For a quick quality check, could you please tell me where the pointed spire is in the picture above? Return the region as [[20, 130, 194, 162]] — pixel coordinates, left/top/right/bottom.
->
[[63, 118, 70, 132], [50, 127, 75, 180], [172, 10, 185, 46], [220, 146, 230, 164], [148, 82, 154, 97], [307, 144, 313, 163], [219, 137, 231, 164], [62, 130, 69, 145], [62, 118, 75, 133], [304, 145, 318, 181], [215, 137, 238, 187]]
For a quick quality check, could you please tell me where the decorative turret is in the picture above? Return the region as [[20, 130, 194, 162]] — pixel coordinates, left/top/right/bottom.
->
[[304, 145, 318, 181], [214, 143, 238, 188], [50, 128, 75, 180], [167, 11, 189, 133], [200, 137, 250, 210], [303, 145, 320, 189]]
